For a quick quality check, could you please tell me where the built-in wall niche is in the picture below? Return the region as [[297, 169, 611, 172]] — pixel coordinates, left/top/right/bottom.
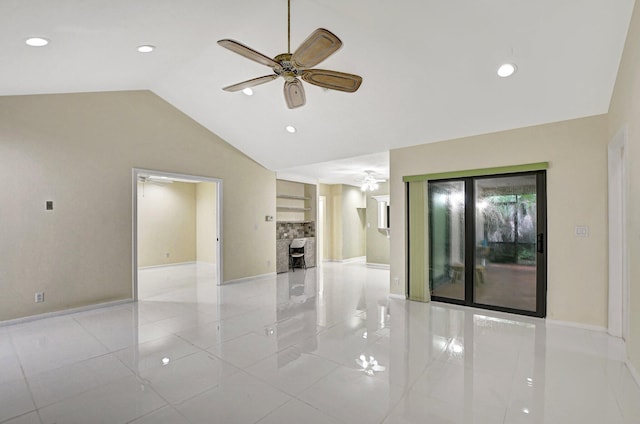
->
[[276, 179, 317, 222], [372, 195, 390, 237], [372, 195, 390, 228]]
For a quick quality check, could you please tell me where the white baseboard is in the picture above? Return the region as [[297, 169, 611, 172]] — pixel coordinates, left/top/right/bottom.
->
[[545, 319, 607, 333], [223, 272, 277, 285], [341, 256, 366, 263], [626, 359, 640, 389], [388, 293, 406, 300], [366, 263, 390, 269], [138, 261, 196, 270], [0, 299, 133, 327], [322, 256, 366, 263]]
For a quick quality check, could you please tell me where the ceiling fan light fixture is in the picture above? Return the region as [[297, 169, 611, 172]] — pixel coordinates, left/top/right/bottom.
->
[[497, 63, 516, 77], [285, 125, 297, 133], [361, 171, 384, 191], [242, 88, 254, 96], [25, 37, 49, 47], [137, 45, 155, 53]]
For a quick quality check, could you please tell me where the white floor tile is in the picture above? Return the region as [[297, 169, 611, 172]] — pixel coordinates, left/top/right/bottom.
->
[[127, 405, 190, 424], [10, 317, 109, 377], [0, 412, 42, 424], [28, 353, 133, 408], [38, 375, 166, 424], [298, 365, 403, 424], [0, 378, 36, 422], [175, 371, 291, 424], [383, 390, 506, 424], [208, 331, 279, 368], [245, 346, 339, 396], [139, 351, 238, 405], [114, 334, 200, 372], [411, 357, 512, 411], [256, 399, 342, 424], [0, 351, 25, 384]]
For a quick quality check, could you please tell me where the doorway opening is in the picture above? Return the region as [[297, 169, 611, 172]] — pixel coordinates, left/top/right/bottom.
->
[[132, 169, 222, 301]]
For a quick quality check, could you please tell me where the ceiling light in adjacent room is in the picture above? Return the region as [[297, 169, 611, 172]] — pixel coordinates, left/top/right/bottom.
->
[[25, 37, 49, 47], [137, 45, 155, 53], [242, 88, 254, 96], [285, 125, 296, 133], [497, 63, 516, 77], [360, 171, 386, 192]]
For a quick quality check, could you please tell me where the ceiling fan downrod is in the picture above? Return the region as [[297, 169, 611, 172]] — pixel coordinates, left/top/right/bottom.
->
[[287, 0, 291, 54]]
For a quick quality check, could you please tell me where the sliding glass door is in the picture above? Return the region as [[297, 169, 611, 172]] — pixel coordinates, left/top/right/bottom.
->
[[425, 171, 547, 317]]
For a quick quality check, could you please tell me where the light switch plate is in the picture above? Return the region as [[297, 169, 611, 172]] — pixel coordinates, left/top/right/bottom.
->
[[575, 226, 589, 237]]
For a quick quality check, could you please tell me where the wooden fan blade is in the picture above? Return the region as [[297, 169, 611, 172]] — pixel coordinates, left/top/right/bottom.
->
[[284, 79, 306, 109], [217, 39, 280, 68], [301, 69, 363, 93], [222, 75, 278, 92], [292, 28, 342, 69]]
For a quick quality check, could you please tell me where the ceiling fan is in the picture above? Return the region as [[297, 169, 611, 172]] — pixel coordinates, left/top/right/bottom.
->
[[217, 0, 362, 109], [360, 171, 386, 192]]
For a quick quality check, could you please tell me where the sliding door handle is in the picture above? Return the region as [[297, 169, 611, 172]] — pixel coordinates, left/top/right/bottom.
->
[[537, 233, 544, 253]]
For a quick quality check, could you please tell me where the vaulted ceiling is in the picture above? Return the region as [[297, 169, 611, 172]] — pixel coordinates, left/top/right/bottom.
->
[[0, 0, 634, 185]]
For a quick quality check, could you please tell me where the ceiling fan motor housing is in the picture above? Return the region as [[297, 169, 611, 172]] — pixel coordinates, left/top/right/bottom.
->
[[274, 53, 300, 82]]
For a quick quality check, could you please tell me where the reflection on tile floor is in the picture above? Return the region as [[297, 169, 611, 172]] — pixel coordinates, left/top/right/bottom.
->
[[0, 261, 639, 423]]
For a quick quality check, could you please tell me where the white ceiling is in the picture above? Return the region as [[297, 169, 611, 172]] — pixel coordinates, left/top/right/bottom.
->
[[0, 0, 634, 185]]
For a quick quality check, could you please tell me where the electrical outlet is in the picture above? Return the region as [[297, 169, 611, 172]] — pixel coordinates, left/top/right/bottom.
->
[[165, 252, 170, 258], [35, 292, 44, 303], [393, 277, 400, 286]]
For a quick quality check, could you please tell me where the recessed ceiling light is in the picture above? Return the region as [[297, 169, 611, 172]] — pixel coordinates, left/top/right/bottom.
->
[[497, 63, 516, 77], [25, 37, 49, 47], [137, 45, 155, 53], [242, 88, 254, 96], [285, 125, 296, 133]]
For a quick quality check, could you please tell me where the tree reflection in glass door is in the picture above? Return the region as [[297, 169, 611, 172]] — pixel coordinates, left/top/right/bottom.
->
[[428, 181, 465, 301], [474, 175, 538, 311]]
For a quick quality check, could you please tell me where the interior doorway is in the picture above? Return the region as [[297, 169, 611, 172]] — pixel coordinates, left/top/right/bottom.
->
[[132, 169, 222, 301]]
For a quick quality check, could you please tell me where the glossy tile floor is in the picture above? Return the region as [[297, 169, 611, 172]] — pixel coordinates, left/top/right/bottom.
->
[[1, 261, 639, 423]]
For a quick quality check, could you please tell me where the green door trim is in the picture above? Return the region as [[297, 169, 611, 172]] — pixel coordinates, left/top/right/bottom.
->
[[402, 162, 549, 183]]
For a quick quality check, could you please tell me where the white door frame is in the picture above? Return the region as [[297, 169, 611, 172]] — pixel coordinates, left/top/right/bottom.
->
[[132, 168, 223, 300], [608, 126, 628, 339], [318, 196, 326, 263]]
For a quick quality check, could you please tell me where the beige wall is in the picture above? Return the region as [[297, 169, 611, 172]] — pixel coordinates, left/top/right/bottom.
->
[[366, 182, 390, 265], [0, 90, 275, 321], [608, 0, 640, 377], [319, 185, 331, 260], [341, 185, 366, 260], [390, 115, 609, 327], [196, 182, 217, 264], [319, 184, 366, 261], [137, 181, 196, 267], [322, 184, 343, 260]]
